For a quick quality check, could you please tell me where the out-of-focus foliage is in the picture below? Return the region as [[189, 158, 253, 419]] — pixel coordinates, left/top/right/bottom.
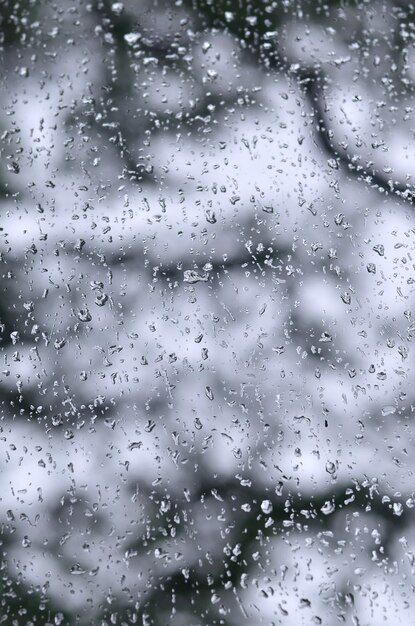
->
[[1, 1, 415, 625]]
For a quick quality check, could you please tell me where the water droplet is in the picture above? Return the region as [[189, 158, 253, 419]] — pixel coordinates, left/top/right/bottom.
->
[[344, 593, 354, 606], [124, 32, 141, 45], [398, 345, 408, 360], [70, 564, 86, 575], [319, 331, 332, 343], [393, 502, 403, 516], [160, 499, 171, 513], [321, 500, 335, 515], [111, 2, 124, 14], [78, 308, 92, 322], [205, 209, 216, 223], [325, 461, 336, 475], [261, 500, 273, 515], [23, 301, 35, 312], [184, 269, 209, 284], [128, 441, 142, 451], [95, 293, 108, 307], [74, 239, 85, 252], [373, 244, 384, 256], [275, 481, 283, 496]]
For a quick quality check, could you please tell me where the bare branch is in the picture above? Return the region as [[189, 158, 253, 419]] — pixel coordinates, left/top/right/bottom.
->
[[298, 69, 415, 205]]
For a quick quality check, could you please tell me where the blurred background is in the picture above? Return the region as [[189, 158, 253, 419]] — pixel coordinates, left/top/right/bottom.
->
[[1, 0, 415, 624]]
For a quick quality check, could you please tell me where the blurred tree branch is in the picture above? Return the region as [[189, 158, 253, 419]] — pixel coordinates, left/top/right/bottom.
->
[[297, 68, 415, 205]]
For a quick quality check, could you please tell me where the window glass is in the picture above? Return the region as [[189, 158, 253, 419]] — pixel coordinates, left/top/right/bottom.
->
[[1, 1, 414, 624]]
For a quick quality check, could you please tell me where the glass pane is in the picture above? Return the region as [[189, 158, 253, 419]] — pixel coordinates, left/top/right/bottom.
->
[[1, 1, 413, 624]]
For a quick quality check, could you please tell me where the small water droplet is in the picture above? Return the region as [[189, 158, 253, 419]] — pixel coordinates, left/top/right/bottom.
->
[[321, 500, 335, 515], [74, 239, 85, 252], [373, 244, 384, 256], [261, 500, 273, 515], [233, 447, 242, 459], [124, 32, 141, 45], [128, 441, 142, 451], [23, 301, 35, 312], [205, 209, 216, 223], [160, 499, 171, 513], [78, 308, 92, 322], [95, 293, 108, 306], [325, 461, 336, 475], [111, 2, 124, 15], [393, 502, 403, 516], [275, 481, 283, 496]]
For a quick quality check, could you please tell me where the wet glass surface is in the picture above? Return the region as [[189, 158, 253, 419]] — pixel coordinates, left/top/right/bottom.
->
[[1, 1, 415, 624]]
